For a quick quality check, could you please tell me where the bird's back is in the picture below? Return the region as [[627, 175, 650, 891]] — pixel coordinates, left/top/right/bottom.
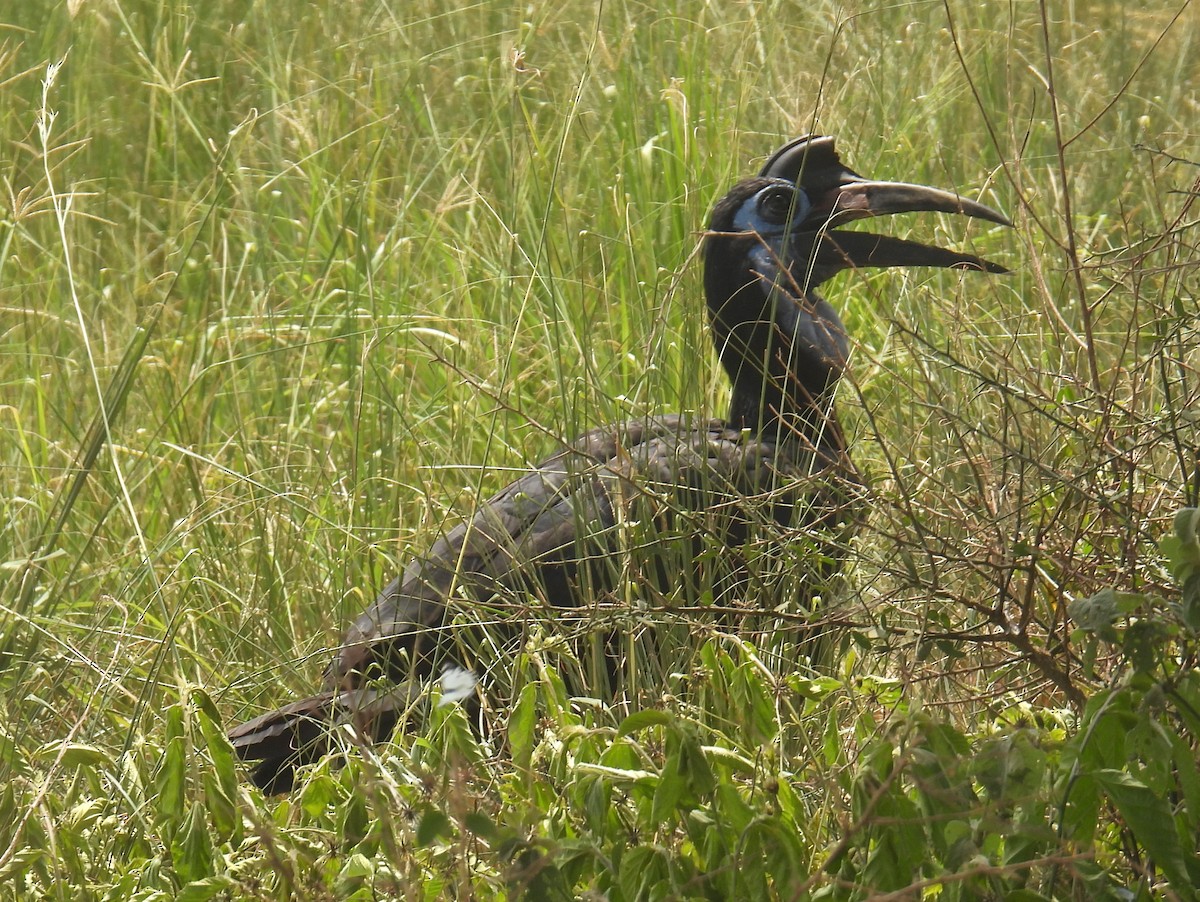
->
[[332, 413, 856, 683], [229, 413, 859, 792]]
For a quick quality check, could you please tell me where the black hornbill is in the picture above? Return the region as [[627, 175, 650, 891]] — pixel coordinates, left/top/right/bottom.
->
[[229, 136, 1009, 792]]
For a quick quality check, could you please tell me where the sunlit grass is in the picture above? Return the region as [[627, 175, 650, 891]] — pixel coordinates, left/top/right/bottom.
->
[[1, 0, 1197, 896]]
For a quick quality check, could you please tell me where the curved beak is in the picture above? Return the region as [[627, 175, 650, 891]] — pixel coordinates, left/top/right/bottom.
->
[[828, 180, 1012, 228], [812, 180, 1011, 275], [813, 230, 1009, 274], [760, 135, 1012, 278]]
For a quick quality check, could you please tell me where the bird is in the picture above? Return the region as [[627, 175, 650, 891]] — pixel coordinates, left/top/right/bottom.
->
[[228, 135, 1010, 792]]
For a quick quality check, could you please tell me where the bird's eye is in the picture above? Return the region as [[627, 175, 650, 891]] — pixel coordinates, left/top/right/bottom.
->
[[757, 185, 805, 224]]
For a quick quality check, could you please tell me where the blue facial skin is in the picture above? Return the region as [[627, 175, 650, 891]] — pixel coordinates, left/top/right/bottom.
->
[[726, 180, 850, 409]]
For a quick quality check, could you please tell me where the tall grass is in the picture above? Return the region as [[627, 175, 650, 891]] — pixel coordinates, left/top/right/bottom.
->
[[1, 0, 1197, 897]]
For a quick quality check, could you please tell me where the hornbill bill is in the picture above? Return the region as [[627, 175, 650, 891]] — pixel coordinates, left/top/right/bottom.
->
[[229, 135, 1009, 792]]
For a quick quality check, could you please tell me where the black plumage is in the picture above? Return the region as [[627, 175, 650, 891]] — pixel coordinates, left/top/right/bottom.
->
[[228, 136, 1009, 792]]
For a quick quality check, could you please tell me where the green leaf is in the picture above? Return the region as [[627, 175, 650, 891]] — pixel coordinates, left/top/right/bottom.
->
[[336, 851, 375, 893], [36, 742, 110, 770], [509, 682, 538, 773], [1162, 509, 1200, 615], [862, 786, 925, 891], [1182, 573, 1200, 634], [1060, 772, 1101, 844], [176, 876, 235, 902], [747, 818, 806, 894], [299, 771, 338, 818], [619, 845, 669, 901], [0, 726, 29, 782], [192, 692, 239, 845], [732, 663, 777, 745], [341, 788, 369, 847], [416, 807, 454, 847], [508, 848, 574, 902], [1069, 588, 1145, 641], [156, 707, 187, 835], [171, 803, 214, 884], [200, 769, 238, 847], [714, 782, 755, 835], [1173, 507, 1200, 546], [1171, 720, 1200, 824], [581, 774, 611, 835], [1073, 689, 1135, 772], [463, 811, 498, 840], [786, 674, 841, 700], [1172, 672, 1200, 736], [0, 849, 45, 886], [677, 730, 716, 797], [974, 731, 1047, 803], [1123, 618, 1175, 674], [1166, 508, 1200, 575], [192, 690, 238, 795], [1094, 769, 1194, 897], [651, 750, 685, 824], [617, 708, 672, 736]]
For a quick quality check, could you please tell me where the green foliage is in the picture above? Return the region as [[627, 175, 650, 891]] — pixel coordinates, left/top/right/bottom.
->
[[1058, 511, 1200, 899], [1, 0, 1198, 898]]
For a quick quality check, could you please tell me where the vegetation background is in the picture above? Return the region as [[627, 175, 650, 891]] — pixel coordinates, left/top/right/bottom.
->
[[1, 0, 1198, 898]]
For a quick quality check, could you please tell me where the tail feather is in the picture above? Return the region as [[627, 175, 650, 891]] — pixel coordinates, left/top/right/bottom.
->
[[229, 668, 478, 793]]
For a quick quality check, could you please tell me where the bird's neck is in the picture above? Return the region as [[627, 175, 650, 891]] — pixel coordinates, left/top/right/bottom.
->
[[706, 254, 850, 456], [726, 376, 847, 459]]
